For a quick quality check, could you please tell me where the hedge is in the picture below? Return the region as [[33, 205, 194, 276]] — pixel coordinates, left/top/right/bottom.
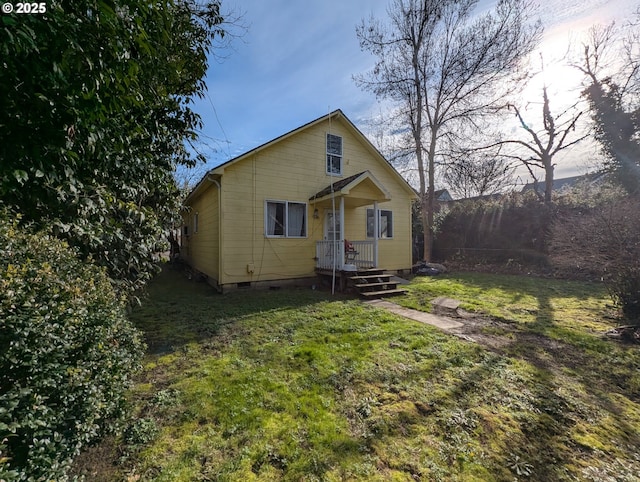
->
[[0, 211, 144, 480]]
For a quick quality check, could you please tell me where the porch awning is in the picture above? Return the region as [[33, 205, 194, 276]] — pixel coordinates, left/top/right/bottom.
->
[[309, 170, 391, 208]]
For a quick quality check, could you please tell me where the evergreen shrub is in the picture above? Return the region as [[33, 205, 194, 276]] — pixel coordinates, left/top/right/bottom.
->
[[0, 211, 144, 480]]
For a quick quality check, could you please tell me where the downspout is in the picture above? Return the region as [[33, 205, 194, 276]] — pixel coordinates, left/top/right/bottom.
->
[[207, 174, 223, 292]]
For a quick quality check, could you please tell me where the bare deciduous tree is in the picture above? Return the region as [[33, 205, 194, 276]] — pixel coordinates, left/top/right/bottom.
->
[[443, 150, 515, 199], [480, 85, 588, 203], [356, 0, 541, 261]]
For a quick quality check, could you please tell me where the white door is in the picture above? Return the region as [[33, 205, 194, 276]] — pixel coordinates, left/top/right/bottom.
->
[[324, 209, 341, 241]]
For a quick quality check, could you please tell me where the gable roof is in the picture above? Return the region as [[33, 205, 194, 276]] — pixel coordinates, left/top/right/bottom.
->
[[310, 170, 392, 207], [311, 171, 367, 200], [184, 109, 417, 204]]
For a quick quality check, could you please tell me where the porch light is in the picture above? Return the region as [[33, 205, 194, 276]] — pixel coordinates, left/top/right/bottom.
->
[[313, 208, 319, 219]]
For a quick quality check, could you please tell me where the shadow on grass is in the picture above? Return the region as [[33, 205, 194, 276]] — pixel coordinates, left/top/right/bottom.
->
[[70, 263, 640, 482], [355, 337, 639, 480], [130, 263, 347, 355], [454, 272, 639, 395], [398, 272, 640, 478]]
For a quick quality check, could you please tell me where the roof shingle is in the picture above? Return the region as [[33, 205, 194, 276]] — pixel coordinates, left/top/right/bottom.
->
[[309, 171, 367, 200]]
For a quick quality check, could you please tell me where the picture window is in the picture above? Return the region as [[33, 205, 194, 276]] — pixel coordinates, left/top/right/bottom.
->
[[265, 201, 307, 238]]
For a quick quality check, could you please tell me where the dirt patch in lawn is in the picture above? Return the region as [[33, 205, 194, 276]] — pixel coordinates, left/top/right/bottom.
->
[[437, 307, 639, 397]]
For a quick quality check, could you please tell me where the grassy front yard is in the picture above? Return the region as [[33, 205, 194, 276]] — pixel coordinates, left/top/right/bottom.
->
[[74, 267, 640, 481]]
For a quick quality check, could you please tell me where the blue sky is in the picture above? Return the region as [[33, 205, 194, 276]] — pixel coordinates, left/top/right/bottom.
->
[[192, 0, 636, 181]]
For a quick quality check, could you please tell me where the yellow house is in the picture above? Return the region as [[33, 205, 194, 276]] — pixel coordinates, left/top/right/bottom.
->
[[181, 110, 417, 292]]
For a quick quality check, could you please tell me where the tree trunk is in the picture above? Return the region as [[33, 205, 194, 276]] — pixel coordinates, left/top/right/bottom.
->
[[424, 179, 435, 262], [544, 157, 554, 204], [411, 26, 427, 262], [413, 106, 427, 260], [423, 126, 438, 262], [421, 194, 429, 262]]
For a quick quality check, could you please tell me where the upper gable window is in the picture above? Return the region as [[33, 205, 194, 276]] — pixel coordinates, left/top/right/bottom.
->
[[326, 133, 343, 175]]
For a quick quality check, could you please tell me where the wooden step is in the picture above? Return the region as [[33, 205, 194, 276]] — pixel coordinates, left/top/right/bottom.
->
[[350, 274, 392, 281], [354, 282, 398, 289], [355, 268, 385, 275], [346, 267, 407, 298], [360, 288, 407, 298]]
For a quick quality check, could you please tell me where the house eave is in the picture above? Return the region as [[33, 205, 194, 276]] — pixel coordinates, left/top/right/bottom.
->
[[183, 171, 221, 206], [309, 171, 392, 208]]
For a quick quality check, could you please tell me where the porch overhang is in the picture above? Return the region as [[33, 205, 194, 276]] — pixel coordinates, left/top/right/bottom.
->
[[309, 170, 391, 208]]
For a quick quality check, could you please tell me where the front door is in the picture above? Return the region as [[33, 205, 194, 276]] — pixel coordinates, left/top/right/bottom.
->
[[324, 209, 341, 241]]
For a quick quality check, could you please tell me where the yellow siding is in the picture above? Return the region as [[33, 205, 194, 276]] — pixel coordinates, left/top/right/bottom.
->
[[219, 149, 319, 286], [348, 180, 384, 200], [183, 183, 220, 283], [187, 115, 415, 287]]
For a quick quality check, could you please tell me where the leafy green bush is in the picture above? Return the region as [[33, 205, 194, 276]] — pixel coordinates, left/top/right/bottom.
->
[[0, 0, 228, 297], [0, 211, 145, 480]]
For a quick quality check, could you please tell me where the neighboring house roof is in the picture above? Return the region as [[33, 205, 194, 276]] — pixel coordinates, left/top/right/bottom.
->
[[435, 189, 453, 202], [521, 173, 607, 194], [184, 109, 417, 205], [448, 192, 504, 203], [409, 188, 453, 202]]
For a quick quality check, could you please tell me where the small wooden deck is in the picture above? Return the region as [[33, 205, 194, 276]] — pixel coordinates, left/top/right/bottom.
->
[[316, 267, 406, 298]]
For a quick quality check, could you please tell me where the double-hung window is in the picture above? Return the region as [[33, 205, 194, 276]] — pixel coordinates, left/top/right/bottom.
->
[[366, 209, 393, 238], [326, 133, 342, 175], [265, 201, 307, 238]]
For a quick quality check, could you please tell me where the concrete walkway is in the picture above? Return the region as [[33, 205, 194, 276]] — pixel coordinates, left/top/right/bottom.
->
[[364, 299, 465, 331]]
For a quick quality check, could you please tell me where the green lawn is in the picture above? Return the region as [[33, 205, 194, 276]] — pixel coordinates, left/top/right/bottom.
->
[[74, 267, 640, 481]]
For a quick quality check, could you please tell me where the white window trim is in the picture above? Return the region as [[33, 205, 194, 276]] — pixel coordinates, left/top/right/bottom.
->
[[326, 133, 343, 176], [193, 212, 199, 234], [366, 208, 393, 239], [265, 200, 308, 238]]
